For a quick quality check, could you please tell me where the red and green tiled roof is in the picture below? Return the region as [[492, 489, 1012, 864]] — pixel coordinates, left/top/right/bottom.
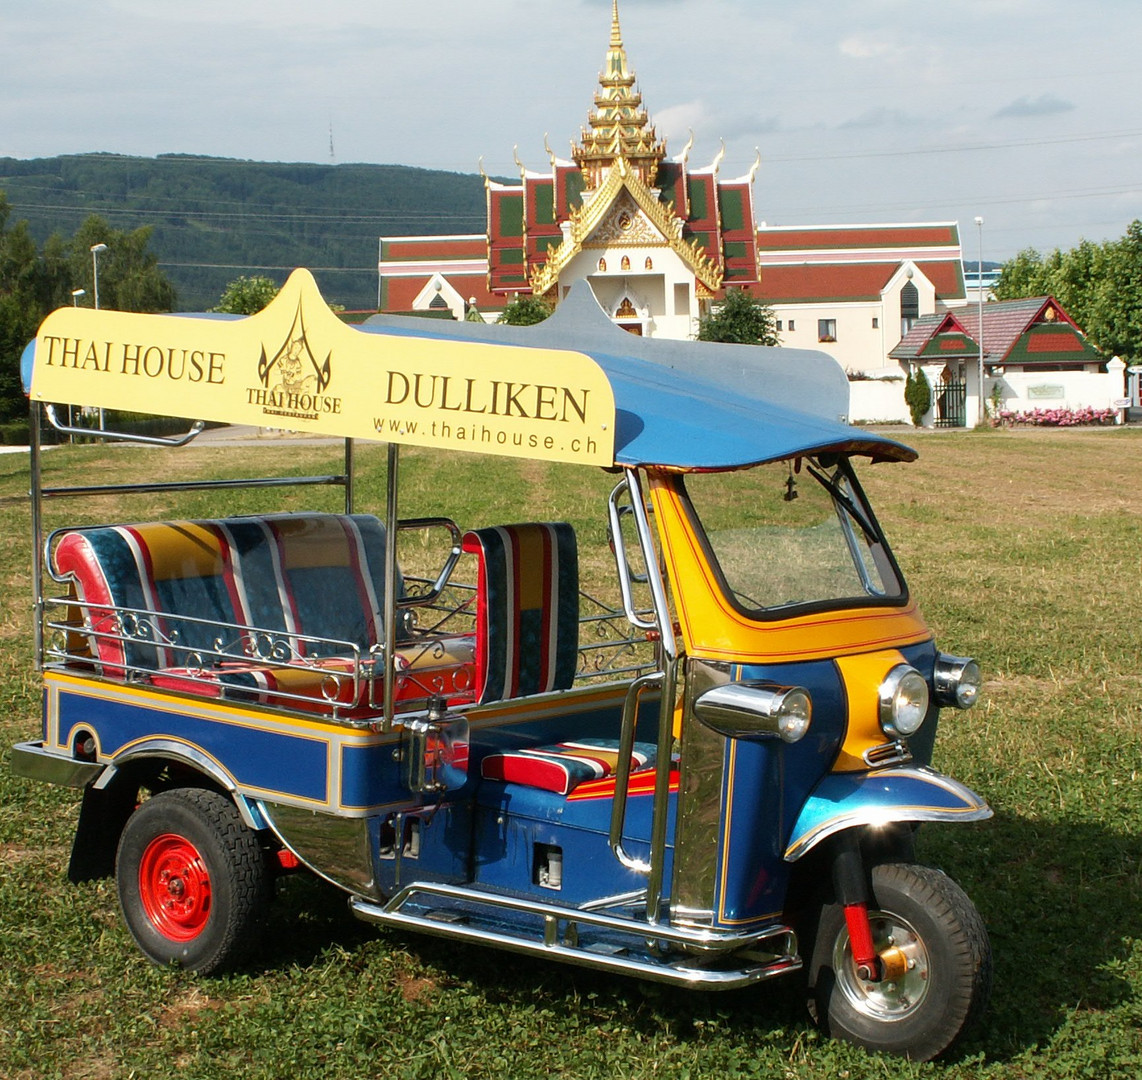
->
[[379, 235, 487, 262], [377, 272, 499, 314], [890, 296, 1104, 366], [756, 223, 961, 252], [718, 179, 759, 284], [750, 260, 964, 305]]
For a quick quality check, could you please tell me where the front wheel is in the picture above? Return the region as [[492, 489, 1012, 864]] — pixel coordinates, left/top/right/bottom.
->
[[116, 787, 271, 974], [806, 862, 991, 1061]]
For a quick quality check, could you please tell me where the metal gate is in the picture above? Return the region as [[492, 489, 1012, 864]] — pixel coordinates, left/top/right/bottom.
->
[[935, 380, 967, 428]]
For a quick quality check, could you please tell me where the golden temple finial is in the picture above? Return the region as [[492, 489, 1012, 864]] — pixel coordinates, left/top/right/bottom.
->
[[513, 145, 525, 177], [478, 156, 489, 185], [573, 0, 666, 189], [676, 129, 695, 166], [749, 147, 762, 183], [711, 139, 726, 174]]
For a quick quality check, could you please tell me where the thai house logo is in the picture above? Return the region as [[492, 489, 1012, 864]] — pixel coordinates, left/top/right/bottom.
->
[[246, 298, 342, 421]]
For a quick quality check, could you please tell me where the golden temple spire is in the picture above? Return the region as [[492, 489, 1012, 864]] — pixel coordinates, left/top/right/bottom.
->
[[573, 0, 666, 190]]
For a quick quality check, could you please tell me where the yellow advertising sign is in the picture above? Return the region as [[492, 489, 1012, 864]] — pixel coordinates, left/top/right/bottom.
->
[[31, 269, 616, 467]]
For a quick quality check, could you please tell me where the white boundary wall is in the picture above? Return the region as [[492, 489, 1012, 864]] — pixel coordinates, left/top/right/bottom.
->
[[847, 378, 908, 424], [989, 363, 1126, 415], [848, 360, 1128, 427]]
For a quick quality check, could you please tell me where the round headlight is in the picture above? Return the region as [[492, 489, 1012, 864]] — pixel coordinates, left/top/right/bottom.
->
[[878, 664, 929, 737], [934, 654, 982, 709], [773, 687, 812, 743]]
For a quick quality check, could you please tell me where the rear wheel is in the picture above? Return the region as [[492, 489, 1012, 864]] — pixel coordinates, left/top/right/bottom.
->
[[116, 788, 270, 974], [806, 862, 991, 1061]]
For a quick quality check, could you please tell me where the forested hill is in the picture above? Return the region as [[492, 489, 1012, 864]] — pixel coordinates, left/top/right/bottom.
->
[[0, 153, 491, 311]]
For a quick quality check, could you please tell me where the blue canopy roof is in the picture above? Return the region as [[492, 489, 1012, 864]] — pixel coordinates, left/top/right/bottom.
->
[[23, 281, 915, 469], [360, 285, 915, 469]]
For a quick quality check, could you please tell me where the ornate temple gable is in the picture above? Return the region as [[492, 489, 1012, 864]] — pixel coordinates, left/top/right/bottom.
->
[[573, 0, 666, 189], [530, 158, 722, 296], [586, 189, 667, 248]]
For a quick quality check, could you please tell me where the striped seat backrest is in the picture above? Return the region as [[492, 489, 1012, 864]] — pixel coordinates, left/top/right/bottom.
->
[[461, 522, 579, 704], [52, 521, 240, 674], [51, 514, 397, 677], [220, 514, 395, 657]]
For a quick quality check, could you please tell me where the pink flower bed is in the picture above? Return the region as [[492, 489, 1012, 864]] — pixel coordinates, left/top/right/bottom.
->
[[994, 407, 1118, 427]]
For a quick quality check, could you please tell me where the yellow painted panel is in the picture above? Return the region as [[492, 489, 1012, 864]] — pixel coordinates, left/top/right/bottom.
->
[[32, 269, 615, 467], [649, 476, 931, 664]]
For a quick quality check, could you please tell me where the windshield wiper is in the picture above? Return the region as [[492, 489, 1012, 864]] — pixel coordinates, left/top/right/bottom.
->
[[804, 461, 878, 543]]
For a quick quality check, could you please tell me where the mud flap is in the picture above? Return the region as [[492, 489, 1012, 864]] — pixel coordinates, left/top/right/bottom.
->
[[68, 781, 139, 883]]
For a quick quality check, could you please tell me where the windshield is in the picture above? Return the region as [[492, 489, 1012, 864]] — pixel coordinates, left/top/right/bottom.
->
[[681, 457, 904, 618]]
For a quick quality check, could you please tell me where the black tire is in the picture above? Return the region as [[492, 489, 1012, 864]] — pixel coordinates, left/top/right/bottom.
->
[[115, 787, 271, 974], [805, 862, 991, 1061]]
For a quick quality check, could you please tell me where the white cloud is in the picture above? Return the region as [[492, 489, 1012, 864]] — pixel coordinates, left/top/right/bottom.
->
[[992, 95, 1077, 120], [839, 34, 894, 60]]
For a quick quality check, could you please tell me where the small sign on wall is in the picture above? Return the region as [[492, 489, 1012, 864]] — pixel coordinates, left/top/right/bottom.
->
[[1027, 384, 1065, 400]]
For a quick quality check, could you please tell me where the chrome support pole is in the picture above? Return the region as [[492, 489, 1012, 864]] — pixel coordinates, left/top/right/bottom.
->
[[609, 468, 678, 926], [344, 438, 355, 514], [30, 402, 45, 670], [382, 443, 400, 731]]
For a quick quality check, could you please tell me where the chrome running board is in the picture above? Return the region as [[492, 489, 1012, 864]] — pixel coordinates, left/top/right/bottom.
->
[[349, 881, 800, 989]]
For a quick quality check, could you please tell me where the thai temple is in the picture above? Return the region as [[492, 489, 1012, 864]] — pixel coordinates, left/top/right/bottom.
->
[[375, 1, 968, 376], [376, 0, 1128, 427]]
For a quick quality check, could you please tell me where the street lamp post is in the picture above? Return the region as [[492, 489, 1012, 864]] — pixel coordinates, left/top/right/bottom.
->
[[974, 217, 985, 425], [90, 243, 108, 310], [71, 288, 86, 306], [90, 243, 109, 431]]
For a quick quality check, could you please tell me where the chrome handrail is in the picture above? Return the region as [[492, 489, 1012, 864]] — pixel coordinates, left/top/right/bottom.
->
[[43, 403, 206, 447]]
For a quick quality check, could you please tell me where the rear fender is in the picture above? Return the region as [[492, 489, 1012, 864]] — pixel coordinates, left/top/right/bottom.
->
[[784, 766, 990, 862], [67, 744, 265, 882]]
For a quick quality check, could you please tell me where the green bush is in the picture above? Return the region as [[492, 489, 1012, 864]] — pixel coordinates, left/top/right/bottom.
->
[[0, 420, 29, 445], [904, 368, 932, 426]]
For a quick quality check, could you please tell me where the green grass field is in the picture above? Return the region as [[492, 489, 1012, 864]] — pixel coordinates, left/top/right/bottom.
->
[[2, 427, 1141, 1079]]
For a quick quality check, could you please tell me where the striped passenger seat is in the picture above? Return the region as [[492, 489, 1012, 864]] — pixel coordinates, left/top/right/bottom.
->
[[50, 514, 402, 697], [52, 520, 245, 676], [460, 522, 579, 705], [480, 738, 657, 796]]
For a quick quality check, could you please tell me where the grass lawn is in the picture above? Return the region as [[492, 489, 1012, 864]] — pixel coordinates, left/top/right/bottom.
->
[[2, 427, 1141, 1079]]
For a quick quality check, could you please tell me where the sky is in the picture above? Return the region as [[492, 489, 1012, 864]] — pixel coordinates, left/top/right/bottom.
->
[[2, 0, 1141, 263]]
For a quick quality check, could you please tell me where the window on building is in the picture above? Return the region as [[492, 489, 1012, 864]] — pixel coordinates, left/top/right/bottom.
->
[[901, 281, 919, 336], [818, 318, 837, 343], [776, 320, 784, 332], [788, 319, 795, 331], [872, 317, 879, 329]]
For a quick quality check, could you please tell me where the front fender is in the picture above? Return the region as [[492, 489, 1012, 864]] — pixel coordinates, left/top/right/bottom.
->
[[784, 766, 991, 862]]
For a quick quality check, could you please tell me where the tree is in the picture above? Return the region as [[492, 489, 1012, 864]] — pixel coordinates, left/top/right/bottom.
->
[[0, 199, 177, 422], [904, 368, 931, 427], [68, 215, 177, 313], [1087, 220, 1142, 362], [1, 194, 70, 421], [697, 288, 780, 346], [212, 275, 280, 315], [497, 294, 552, 326], [996, 220, 1142, 363]]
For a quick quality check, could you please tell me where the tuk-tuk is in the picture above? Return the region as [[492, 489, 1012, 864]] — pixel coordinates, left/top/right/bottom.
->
[[12, 270, 991, 1061]]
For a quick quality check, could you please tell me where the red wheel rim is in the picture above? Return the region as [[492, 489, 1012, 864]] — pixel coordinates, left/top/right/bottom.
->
[[138, 833, 213, 941]]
